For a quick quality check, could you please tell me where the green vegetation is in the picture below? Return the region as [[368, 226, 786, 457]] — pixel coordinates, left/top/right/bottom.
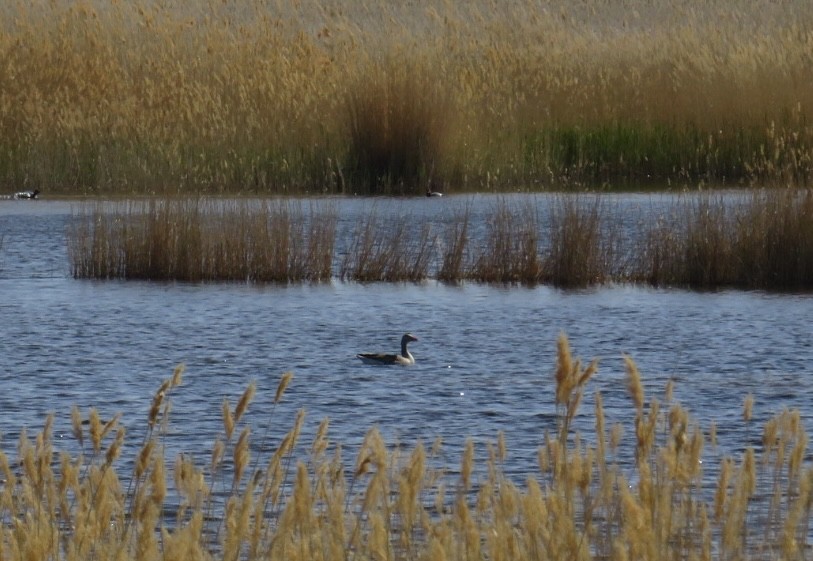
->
[[2, 0, 813, 194], [2, 336, 810, 560], [68, 189, 813, 290]]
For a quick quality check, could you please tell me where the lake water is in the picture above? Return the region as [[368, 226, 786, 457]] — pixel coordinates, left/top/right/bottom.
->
[[1, 195, 812, 489]]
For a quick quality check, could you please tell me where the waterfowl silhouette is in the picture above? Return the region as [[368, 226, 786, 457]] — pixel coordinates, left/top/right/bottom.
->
[[357, 333, 418, 365], [13, 189, 40, 200], [426, 188, 443, 197]]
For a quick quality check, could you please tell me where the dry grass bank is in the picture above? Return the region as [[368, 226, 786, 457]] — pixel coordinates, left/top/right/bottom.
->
[[2, 335, 811, 560], [2, 1, 813, 194]]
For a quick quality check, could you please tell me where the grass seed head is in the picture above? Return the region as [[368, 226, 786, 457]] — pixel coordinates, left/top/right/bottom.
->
[[275, 372, 293, 404]]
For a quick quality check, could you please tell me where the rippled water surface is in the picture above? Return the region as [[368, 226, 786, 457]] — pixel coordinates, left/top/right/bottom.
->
[[1, 196, 812, 483]]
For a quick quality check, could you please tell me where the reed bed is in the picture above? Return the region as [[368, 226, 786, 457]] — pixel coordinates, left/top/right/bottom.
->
[[339, 210, 435, 282], [3, 335, 812, 560], [68, 199, 337, 282], [636, 189, 813, 289], [469, 200, 542, 284], [3, 0, 813, 194], [437, 206, 471, 283], [68, 189, 813, 289], [542, 196, 613, 287]]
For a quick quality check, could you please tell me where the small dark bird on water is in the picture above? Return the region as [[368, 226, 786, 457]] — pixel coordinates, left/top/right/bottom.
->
[[13, 189, 40, 200]]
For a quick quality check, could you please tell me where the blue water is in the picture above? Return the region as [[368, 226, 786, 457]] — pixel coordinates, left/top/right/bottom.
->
[[1, 196, 812, 488]]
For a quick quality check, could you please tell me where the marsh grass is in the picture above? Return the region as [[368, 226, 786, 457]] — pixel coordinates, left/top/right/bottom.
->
[[437, 205, 471, 283], [345, 58, 449, 194], [543, 196, 612, 287], [69, 188, 813, 289], [3, 335, 813, 560], [469, 200, 542, 284], [339, 210, 436, 282], [68, 199, 337, 282], [734, 189, 813, 288], [639, 195, 737, 287], [4, 1, 813, 194], [638, 189, 813, 289]]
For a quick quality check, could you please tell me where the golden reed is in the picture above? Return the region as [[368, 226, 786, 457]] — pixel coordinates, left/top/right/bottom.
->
[[2, 1, 813, 194]]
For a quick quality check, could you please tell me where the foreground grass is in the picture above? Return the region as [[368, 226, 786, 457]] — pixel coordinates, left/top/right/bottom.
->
[[69, 189, 813, 290], [2, 335, 811, 560], [2, 1, 813, 194]]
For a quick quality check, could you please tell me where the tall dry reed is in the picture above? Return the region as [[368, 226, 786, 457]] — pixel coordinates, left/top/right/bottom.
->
[[638, 189, 813, 289], [339, 209, 436, 282], [470, 199, 542, 284], [437, 205, 471, 283], [345, 57, 450, 194], [3, 1, 813, 194], [543, 195, 612, 287], [734, 189, 813, 288], [68, 189, 813, 290], [68, 199, 337, 282]]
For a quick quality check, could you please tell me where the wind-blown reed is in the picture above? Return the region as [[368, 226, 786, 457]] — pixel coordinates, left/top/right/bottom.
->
[[2, 0, 813, 194], [2, 335, 811, 560], [469, 200, 542, 284]]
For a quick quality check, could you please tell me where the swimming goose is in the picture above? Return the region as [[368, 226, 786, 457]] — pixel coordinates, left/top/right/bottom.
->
[[13, 189, 40, 200], [357, 333, 418, 365], [426, 189, 443, 197]]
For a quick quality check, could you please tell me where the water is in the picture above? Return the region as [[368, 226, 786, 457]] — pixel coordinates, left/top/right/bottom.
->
[[1, 195, 812, 485]]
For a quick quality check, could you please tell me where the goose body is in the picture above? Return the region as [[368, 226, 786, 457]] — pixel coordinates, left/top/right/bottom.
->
[[13, 189, 39, 200], [357, 333, 418, 365]]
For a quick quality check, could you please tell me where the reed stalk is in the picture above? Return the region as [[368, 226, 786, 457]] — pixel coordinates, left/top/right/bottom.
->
[[339, 210, 436, 282], [437, 205, 471, 283], [69, 199, 337, 283], [543, 195, 610, 287]]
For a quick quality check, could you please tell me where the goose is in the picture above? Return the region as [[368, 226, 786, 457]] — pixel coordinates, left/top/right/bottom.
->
[[13, 189, 40, 200], [357, 333, 418, 365], [426, 188, 443, 197]]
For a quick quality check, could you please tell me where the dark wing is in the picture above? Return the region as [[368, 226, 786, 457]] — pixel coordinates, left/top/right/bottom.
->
[[356, 353, 399, 364]]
